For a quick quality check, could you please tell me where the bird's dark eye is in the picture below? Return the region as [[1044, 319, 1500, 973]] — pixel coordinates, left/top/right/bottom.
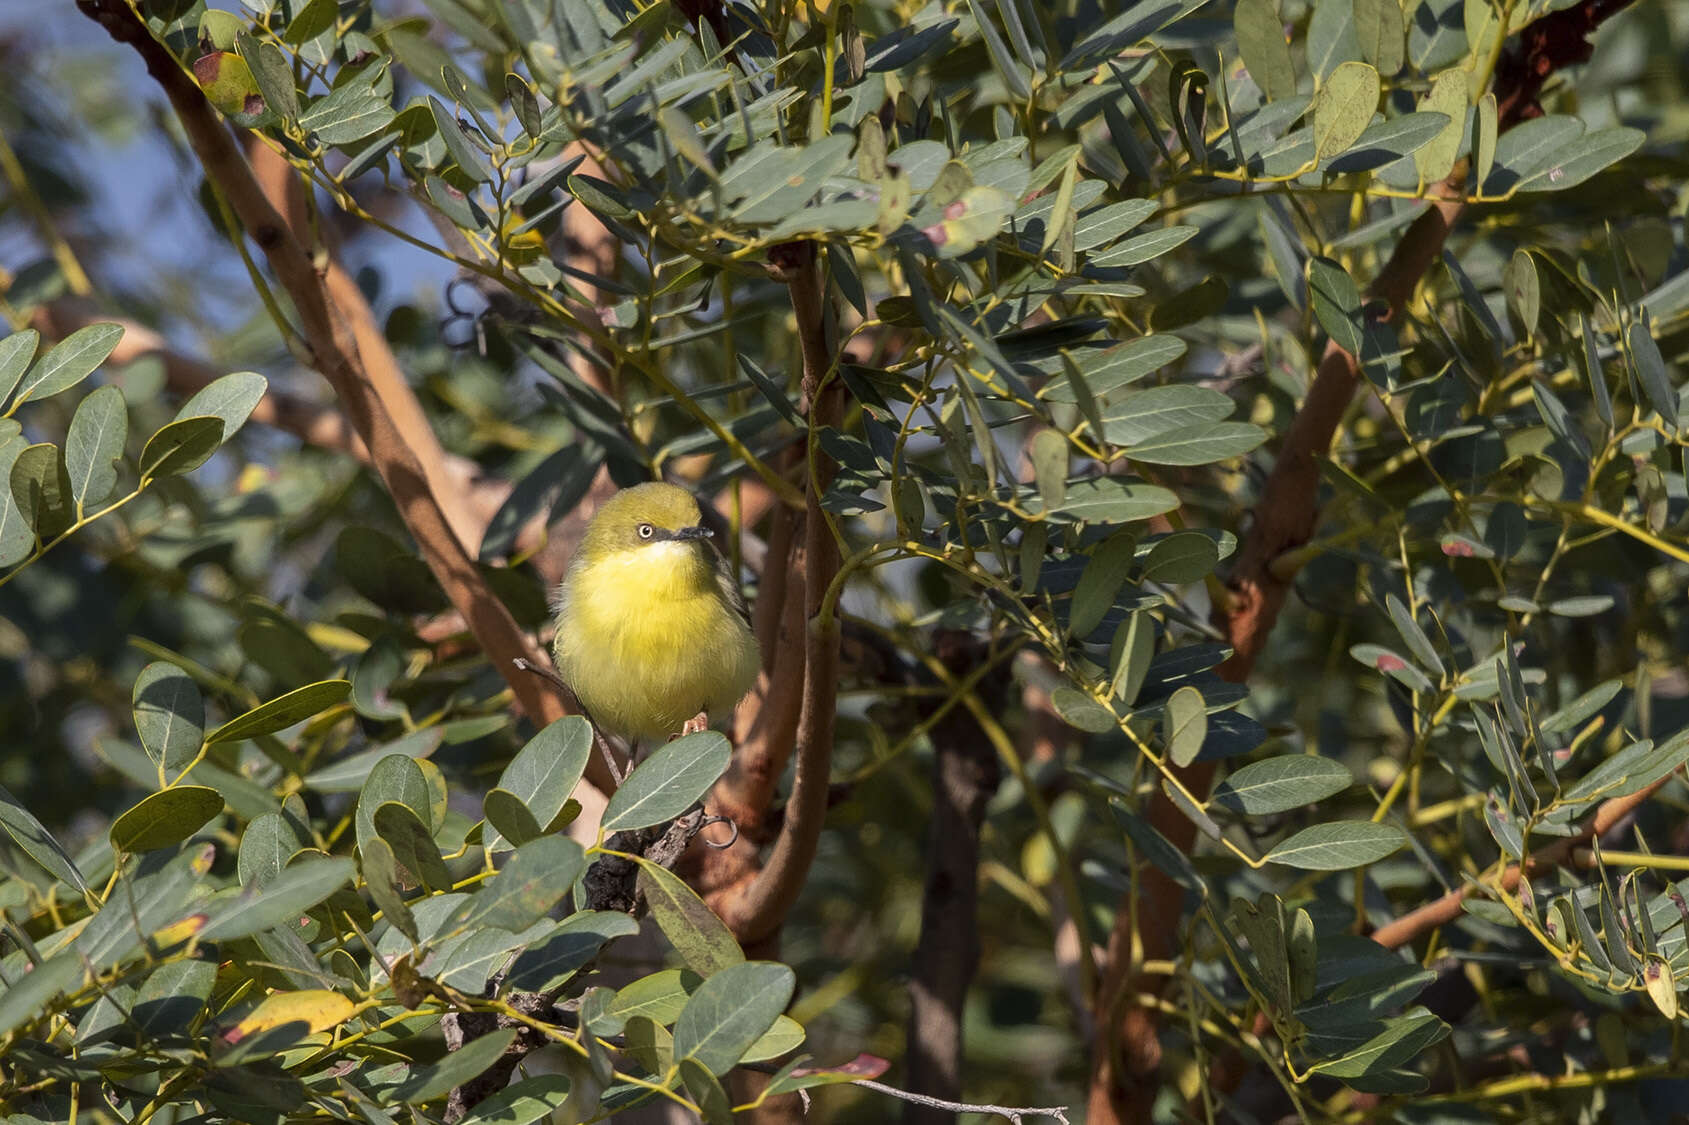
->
[[637, 523, 654, 540]]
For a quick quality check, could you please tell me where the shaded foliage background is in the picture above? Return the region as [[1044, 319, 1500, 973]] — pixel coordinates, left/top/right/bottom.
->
[[0, 0, 1688, 1122]]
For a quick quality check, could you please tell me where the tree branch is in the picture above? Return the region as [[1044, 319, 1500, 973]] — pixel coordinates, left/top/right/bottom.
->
[[713, 240, 843, 944], [76, 0, 568, 733], [904, 631, 1002, 1124], [1372, 771, 1674, 949]]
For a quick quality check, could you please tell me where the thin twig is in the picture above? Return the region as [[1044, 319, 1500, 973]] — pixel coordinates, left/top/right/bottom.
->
[[853, 1078, 1069, 1124]]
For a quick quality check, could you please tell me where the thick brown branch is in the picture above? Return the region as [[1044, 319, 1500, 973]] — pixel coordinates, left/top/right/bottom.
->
[[76, 0, 568, 733], [713, 241, 843, 944]]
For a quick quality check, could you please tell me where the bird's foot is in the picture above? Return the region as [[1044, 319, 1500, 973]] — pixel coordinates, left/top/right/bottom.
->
[[678, 710, 710, 738]]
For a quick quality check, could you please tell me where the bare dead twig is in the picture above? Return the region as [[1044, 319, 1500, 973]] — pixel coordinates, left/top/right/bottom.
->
[[855, 1079, 1069, 1124]]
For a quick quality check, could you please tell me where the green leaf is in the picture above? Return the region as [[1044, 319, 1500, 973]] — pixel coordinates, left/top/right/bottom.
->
[[1087, 224, 1199, 268], [453, 835, 584, 933], [305, 728, 441, 792], [1046, 476, 1179, 524], [672, 961, 796, 1075], [1053, 685, 1120, 731], [0, 329, 39, 405], [1235, 0, 1296, 99], [363, 836, 418, 944], [373, 801, 451, 892], [680, 1057, 734, 1124], [1353, 0, 1404, 76], [1102, 385, 1234, 446], [1580, 313, 1614, 429], [1070, 531, 1136, 637], [967, 0, 1031, 99], [456, 1076, 573, 1125], [1308, 256, 1364, 355], [133, 662, 205, 784], [1385, 595, 1445, 680], [1043, 337, 1189, 404], [1326, 111, 1450, 173], [0, 952, 83, 1038], [1030, 428, 1068, 513], [602, 732, 732, 832], [1628, 319, 1678, 429], [1109, 612, 1156, 704], [1165, 686, 1207, 767], [237, 34, 297, 118], [201, 855, 356, 942], [300, 76, 395, 146], [64, 384, 127, 511], [109, 786, 224, 852], [132, 957, 217, 1037], [1512, 127, 1645, 193], [1230, 893, 1293, 1014], [11, 442, 73, 540], [1312, 61, 1379, 160], [357, 753, 433, 864], [1505, 248, 1540, 339], [429, 95, 492, 182], [1351, 643, 1434, 693], [1073, 198, 1158, 251], [9, 323, 122, 408], [384, 1028, 520, 1104], [744, 1014, 806, 1062], [1308, 0, 1361, 78], [1541, 679, 1622, 736], [1474, 91, 1497, 187], [1111, 798, 1204, 892], [483, 788, 543, 848], [0, 782, 89, 892], [636, 857, 745, 975], [611, 968, 701, 1025], [139, 416, 223, 479], [1127, 422, 1266, 465], [724, 135, 854, 224], [1310, 1010, 1449, 1077], [1265, 821, 1407, 869], [1414, 71, 1466, 182], [1212, 756, 1353, 814], [209, 679, 351, 743], [175, 371, 268, 440], [238, 810, 304, 887], [1141, 531, 1219, 584], [503, 911, 641, 992]]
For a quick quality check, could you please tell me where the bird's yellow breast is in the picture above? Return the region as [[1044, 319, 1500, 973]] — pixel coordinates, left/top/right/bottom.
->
[[554, 542, 759, 741]]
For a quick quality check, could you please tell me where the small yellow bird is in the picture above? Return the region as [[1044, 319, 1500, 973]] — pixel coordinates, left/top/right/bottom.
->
[[553, 482, 760, 743]]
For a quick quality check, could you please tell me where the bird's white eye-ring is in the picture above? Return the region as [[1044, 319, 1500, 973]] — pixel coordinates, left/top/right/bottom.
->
[[637, 523, 655, 540]]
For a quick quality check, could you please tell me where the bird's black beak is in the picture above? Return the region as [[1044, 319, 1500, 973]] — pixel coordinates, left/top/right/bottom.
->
[[673, 525, 714, 541]]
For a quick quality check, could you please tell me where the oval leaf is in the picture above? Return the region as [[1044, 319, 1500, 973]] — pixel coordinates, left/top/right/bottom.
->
[[209, 679, 351, 743], [110, 786, 224, 853], [672, 961, 797, 1076], [1264, 821, 1407, 870], [133, 662, 205, 783], [602, 731, 732, 832], [1212, 756, 1353, 814], [11, 323, 123, 408]]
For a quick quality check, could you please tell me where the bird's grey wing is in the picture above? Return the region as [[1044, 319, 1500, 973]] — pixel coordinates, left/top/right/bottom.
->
[[711, 546, 754, 629]]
